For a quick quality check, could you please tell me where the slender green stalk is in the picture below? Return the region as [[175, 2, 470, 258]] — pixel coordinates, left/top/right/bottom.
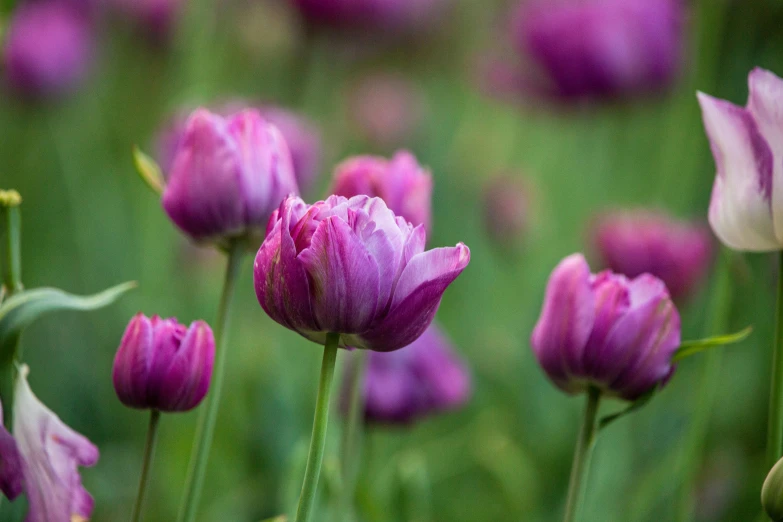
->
[[563, 387, 601, 522], [131, 410, 162, 522], [0, 190, 22, 296], [295, 332, 340, 522], [339, 349, 369, 521], [176, 242, 244, 522], [676, 252, 732, 521], [766, 252, 783, 472]]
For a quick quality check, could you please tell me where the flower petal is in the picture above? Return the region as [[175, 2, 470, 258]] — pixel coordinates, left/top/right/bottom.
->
[[158, 321, 215, 412], [298, 215, 381, 333], [112, 313, 154, 409], [697, 92, 778, 251], [0, 401, 23, 501], [530, 254, 595, 392]]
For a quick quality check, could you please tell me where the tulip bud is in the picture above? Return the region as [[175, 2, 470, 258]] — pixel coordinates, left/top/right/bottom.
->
[[113, 314, 215, 412], [330, 151, 433, 231], [592, 210, 713, 301], [254, 195, 469, 352], [531, 254, 681, 400], [3, 1, 93, 98], [162, 108, 299, 247], [483, 175, 529, 252], [510, 0, 684, 101], [343, 324, 471, 424], [764, 456, 783, 521]]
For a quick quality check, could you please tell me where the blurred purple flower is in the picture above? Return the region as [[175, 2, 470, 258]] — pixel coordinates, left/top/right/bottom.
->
[[113, 313, 215, 412], [531, 254, 681, 401], [109, 0, 184, 42], [162, 108, 299, 246], [345, 323, 471, 424], [254, 195, 469, 352], [483, 175, 529, 250], [697, 68, 783, 252], [509, 0, 684, 101], [290, 0, 446, 33], [330, 150, 433, 231], [348, 72, 425, 148], [592, 210, 713, 301], [0, 365, 100, 521], [3, 1, 94, 98]]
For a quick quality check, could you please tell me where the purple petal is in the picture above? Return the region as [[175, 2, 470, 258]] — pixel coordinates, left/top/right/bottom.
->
[[112, 313, 154, 409], [581, 272, 631, 377], [357, 244, 470, 352], [298, 216, 381, 333], [0, 401, 23, 500], [697, 92, 778, 251], [530, 254, 595, 392], [157, 321, 215, 411]]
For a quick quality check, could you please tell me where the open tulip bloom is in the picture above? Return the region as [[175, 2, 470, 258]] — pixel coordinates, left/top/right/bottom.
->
[[254, 194, 469, 522]]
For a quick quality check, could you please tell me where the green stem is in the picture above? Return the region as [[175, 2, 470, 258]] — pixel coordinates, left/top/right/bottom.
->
[[766, 251, 783, 472], [0, 190, 22, 296], [295, 332, 340, 522], [176, 242, 244, 522], [131, 410, 162, 522], [676, 251, 732, 521], [562, 387, 601, 522], [339, 349, 369, 521]]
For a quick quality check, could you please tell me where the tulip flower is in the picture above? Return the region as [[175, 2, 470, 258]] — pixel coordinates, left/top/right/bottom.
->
[[330, 151, 433, 231], [531, 253, 681, 401], [592, 210, 713, 301], [113, 314, 215, 412], [3, 1, 94, 98], [697, 68, 783, 252], [255, 195, 469, 352], [510, 0, 683, 101], [162, 108, 299, 247], [0, 365, 99, 522], [345, 323, 471, 424]]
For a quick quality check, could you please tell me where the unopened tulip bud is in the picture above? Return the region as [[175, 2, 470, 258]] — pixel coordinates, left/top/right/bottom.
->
[[763, 456, 783, 521], [113, 314, 215, 412]]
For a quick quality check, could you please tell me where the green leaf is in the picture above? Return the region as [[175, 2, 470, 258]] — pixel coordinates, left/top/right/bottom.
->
[[0, 282, 136, 350], [599, 387, 657, 431], [132, 146, 165, 195], [671, 326, 752, 363]]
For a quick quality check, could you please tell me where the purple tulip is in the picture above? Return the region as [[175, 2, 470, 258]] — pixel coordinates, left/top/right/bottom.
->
[[254, 195, 469, 352], [592, 211, 713, 301], [113, 313, 215, 412], [162, 108, 299, 246], [3, 1, 93, 98], [0, 365, 100, 521], [290, 0, 446, 33], [258, 106, 323, 196], [697, 68, 783, 252], [510, 0, 683, 101], [483, 175, 529, 250], [345, 323, 471, 424], [330, 151, 433, 231], [531, 254, 681, 401]]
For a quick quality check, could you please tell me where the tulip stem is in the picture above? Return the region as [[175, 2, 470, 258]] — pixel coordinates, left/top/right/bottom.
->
[[176, 241, 244, 522], [295, 332, 340, 522], [339, 349, 369, 520], [767, 251, 783, 472], [0, 190, 23, 297], [563, 387, 601, 522], [131, 410, 161, 522]]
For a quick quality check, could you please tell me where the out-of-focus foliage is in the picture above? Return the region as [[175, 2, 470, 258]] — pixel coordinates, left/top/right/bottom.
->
[[1, 0, 783, 521]]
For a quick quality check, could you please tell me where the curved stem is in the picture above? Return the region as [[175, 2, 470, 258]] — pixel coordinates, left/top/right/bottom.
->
[[766, 251, 783, 472], [131, 410, 162, 522], [295, 332, 340, 522], [176, 242, 244, 522], [339, 349, 369, 520], [563, 387, 601, 522]]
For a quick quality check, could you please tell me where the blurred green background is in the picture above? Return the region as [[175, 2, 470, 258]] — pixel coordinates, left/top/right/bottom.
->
[[2, 0, 783, 521]]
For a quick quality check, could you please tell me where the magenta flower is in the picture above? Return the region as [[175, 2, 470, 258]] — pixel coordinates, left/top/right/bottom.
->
[[531, 254, 681, 401], [290, 0, 446, 33], [3, 1, 93, 98], [697, 68, 783, 251], [511, 0, 683, 101], [592, 211, 713, 301], [162, 108, 299, 247], [345, 323, 471, 424], [0, 366, 100, 521], [330, 151, 433, 231], [254, 195, 469, 352], [113, 314, 215, 412]]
